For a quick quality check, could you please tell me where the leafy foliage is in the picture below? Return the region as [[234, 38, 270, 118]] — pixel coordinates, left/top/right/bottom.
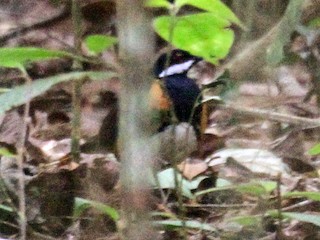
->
[[0, 71, 116, 115], [174, 0, 242, 26], [195, 180, 277, 198], [84, 34, 117, 55], [154, 13, 234, 63], [284, 191, 320, 201], [146, 0, 242, 64], [308, 143, 320, 155], [0, 48, 75, 70]]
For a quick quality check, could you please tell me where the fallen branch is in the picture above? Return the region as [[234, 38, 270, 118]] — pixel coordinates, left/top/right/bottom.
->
[[219, 103, 320, 128]]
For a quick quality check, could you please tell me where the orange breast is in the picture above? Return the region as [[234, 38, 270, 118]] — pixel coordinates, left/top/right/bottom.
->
[[149, 80, 171, 110]]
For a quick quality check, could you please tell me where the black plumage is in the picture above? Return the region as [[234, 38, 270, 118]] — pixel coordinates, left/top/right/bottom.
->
[[154, 50, 202, 133]]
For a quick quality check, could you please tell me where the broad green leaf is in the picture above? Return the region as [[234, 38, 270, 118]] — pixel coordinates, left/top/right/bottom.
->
[[145, 0, 171, 8], [73, 197, 119, 221], [284, 191, 320, 201], [84, 35, 117, 55], [0, 71, 116, 115], [175, 0, 243, 27], [0, 48, 74, 69], [153, 219, 216, 231], [268, 211, 320, 227], [154, 13, 234, 64], [308, 143, 320, 155], [267, 0, 304, 65]]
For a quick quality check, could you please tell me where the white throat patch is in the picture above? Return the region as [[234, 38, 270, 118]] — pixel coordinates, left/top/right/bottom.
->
[[158, 59, 195, 78]]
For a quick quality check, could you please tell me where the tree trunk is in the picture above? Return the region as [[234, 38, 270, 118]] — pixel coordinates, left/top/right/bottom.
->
[[116, 1, 157, 239]]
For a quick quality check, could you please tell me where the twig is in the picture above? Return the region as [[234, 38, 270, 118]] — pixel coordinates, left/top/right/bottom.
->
[[219, 103, 320, 128], [184, 203, 255, 209], [282, 200, 313, 211], [16, 70, 33, 240], [70, 0, 83, 162], [0, 220, 19, 230]]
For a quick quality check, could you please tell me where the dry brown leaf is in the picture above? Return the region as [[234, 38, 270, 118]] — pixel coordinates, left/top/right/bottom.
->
[[178, 159, 208, 180]]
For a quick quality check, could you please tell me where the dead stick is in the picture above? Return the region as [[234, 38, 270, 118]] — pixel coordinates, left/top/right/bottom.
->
[[219, 103, 320, 128]]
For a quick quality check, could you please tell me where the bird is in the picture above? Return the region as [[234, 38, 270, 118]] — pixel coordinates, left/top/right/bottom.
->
[[151, 49, 202, 133], [98, 49, 203, 154]]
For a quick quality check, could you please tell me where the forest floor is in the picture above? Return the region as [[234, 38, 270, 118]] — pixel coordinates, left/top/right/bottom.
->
[[0, 1, 320, 240]]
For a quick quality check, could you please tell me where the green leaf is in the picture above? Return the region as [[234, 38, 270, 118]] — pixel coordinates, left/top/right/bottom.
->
[[73, 197, 119, 221], [0, 204, 14, 213], [84, 35, 117, 55], [308, 143, 320, 156], [0, 48, 74, 69], [236, 181, 277, 196], [267, 0, 304, 65], [0, 147, 16, 157], [268, 211, 320, 227], [228, 215, 261, 226], [216, 178, 232, 187], [195, 180, 276, 197], [284, 191, 320, 201], [0, 88, 11, 93], [175, 0, 243, 27], [307, 17, 320, 28], [282, 212, 320, 227], [154, 13, 234, 64], [195, 185, 230, 197], [0, 71, 116, 115], [153, 219, 216, 231], [145, 0, 171, 8]]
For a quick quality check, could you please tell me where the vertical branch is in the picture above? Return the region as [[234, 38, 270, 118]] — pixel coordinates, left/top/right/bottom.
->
[[17, 69, 33, 240], [116, 0, 156, 239], [71, 0, 83, 162]]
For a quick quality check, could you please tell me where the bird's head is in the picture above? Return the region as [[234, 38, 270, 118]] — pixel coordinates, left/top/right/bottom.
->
[[154, 49, 202, 78]]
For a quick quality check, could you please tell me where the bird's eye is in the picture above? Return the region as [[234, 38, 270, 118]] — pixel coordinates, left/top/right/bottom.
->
[[173, 52, 183, 63]]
